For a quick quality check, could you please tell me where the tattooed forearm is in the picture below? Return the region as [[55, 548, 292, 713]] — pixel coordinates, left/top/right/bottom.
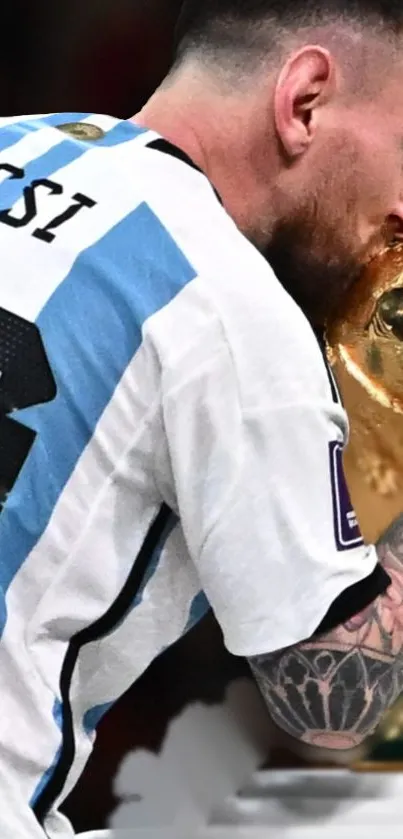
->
[[249, 514, 403, 751]]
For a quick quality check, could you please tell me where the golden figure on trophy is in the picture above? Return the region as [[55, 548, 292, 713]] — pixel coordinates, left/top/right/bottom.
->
[[327, 243, 403, 763]]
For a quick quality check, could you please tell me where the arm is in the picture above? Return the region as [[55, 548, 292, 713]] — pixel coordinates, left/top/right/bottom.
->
[[159, 268, 393, 739], [161, 291, 388, 652], [249, 514, 403, 751]]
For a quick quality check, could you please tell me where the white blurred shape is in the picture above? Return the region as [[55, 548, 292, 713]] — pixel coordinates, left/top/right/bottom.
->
[[110, 677, 271, 829]]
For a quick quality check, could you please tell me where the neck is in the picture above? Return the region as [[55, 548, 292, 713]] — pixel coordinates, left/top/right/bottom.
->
[[131, 71, 279, 248]]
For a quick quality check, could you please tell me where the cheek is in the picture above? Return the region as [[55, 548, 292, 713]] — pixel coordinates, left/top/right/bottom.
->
[[353, 157, 401, 250], [359, 136, 401, 218], [320, 173, 360, 245]]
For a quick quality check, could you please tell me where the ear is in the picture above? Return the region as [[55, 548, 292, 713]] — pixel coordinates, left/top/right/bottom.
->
[[273, 46, 335, 159]]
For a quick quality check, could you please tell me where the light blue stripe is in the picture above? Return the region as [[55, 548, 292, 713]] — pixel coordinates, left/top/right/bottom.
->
[[83, 702, 114, 737], [0, 118, 147, 212], [0, 205, 197, 633], [30, 699, 63, 806], [0, 112, 147, 155], [185, 590, 210, 634], [0, 113, 92, 153]]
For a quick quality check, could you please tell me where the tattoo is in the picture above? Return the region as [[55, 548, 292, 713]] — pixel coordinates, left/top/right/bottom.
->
[[249, 514, 403, 750]]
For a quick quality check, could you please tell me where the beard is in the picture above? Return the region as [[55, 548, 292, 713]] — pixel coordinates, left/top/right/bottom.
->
[[262, 211, 366, 328]]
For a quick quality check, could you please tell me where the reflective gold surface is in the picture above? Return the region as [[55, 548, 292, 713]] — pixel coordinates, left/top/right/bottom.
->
[[326, 245, 403, 763], [56, 122, 105, 141], [327, 243, 403, 544]]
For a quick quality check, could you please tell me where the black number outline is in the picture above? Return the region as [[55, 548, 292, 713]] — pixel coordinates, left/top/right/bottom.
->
[[0, 307, 57, 512]]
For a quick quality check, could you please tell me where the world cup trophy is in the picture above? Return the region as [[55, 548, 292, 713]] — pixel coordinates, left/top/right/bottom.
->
[[326, 242, 403, 765]]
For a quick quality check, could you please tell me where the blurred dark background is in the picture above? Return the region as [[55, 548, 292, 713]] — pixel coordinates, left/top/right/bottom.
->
[[1, 0, 183, 117], [3, 1, 402, 832]]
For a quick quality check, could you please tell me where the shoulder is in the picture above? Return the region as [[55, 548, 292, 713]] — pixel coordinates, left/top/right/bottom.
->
[[144, 177, 334, 408]]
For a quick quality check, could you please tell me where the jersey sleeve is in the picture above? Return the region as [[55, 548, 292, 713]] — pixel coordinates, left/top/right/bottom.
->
[[158, 284, 388, 657]]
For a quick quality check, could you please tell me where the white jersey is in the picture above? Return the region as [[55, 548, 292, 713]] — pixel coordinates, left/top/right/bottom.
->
[[0, 112, 385, 838]]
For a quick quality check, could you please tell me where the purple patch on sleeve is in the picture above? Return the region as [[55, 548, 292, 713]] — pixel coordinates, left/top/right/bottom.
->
[[328, 441, 364, 551]]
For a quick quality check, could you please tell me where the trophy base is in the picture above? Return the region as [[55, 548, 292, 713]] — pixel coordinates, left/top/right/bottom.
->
[[76, 768, 403, 837], [77, 767, 403, 838], [209, 767, 403, 835]]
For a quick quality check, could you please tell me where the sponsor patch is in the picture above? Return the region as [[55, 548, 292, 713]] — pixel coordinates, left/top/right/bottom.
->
[[329, 441, 364, 551]]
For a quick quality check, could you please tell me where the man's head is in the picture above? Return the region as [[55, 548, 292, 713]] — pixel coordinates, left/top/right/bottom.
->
[[137, 1, 403, 324]]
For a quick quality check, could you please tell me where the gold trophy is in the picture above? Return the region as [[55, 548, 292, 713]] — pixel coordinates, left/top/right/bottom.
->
[[326, 242, 403, 766]]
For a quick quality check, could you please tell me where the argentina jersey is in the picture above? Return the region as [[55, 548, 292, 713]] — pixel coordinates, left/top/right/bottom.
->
[[0, 113, 215, 838], [0, 111, 383, 839]]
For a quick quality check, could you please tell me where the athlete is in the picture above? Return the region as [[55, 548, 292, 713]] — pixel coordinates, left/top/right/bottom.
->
[[2, 1, 403, 836]]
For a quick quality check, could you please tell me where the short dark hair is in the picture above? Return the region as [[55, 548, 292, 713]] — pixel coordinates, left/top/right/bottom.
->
[[173, 0, 403, 67]]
